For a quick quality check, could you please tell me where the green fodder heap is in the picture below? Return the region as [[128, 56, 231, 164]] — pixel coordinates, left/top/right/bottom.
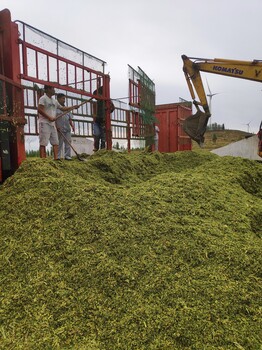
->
[[0, 151, 261, 350]]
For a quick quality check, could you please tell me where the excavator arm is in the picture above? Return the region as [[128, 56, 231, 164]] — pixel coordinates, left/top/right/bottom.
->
[[181, 54, 262, 146]]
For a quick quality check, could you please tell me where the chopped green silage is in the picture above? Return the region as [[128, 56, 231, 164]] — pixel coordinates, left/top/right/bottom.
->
[[0, 151, 261, 350]]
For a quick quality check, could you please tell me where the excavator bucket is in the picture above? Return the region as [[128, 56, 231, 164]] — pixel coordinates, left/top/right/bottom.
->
[[182, 108, 210, 147]]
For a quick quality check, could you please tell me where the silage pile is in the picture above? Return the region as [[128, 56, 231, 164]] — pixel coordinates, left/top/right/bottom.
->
[[0, 151, 261, 350]]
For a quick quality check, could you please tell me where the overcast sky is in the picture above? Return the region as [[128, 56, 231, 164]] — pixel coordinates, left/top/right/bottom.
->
[[2, 0, 262, 133]]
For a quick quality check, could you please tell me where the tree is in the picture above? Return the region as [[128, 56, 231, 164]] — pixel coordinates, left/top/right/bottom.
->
[[212, 133, 217, 144]]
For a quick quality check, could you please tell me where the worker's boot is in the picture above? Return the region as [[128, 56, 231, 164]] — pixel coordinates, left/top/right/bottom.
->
[[53, 145, 59, 160], [93, 136, 99, 152], [40, 146, 46, 158]]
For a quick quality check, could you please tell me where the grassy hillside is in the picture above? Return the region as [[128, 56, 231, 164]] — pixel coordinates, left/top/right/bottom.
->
[[0, 151, 261, 349], [192, 129, 253, 152]]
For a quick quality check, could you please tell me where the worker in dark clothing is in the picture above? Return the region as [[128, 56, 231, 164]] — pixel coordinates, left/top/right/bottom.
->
[[258, 121, 262, 158], [93, 86, 115, 152]]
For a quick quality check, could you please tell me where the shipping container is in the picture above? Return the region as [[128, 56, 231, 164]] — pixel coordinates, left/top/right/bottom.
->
[[155, 103, 192, 153]]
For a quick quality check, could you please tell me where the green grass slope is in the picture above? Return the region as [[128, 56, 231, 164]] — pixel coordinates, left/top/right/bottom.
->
[[0, 151, 261, 349], [192, 129, 253, 151]]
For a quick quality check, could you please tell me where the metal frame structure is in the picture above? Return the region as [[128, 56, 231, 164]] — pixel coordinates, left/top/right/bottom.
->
[[0, 8, 192, 182], [0, 8, 149, 182], [16, 19, 112, 148], [16, 18, 150, 152]]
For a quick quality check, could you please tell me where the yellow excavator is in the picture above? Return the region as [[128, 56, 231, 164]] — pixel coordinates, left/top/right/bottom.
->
[[181, 54, 262, 157]]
